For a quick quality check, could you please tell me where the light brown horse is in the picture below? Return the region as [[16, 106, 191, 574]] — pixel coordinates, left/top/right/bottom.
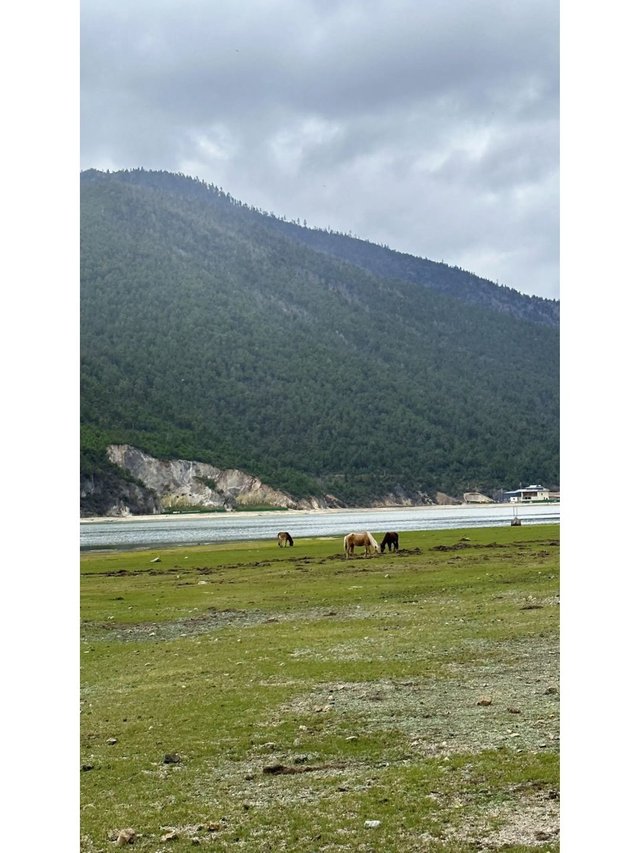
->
[[343, 531, 379, 559], [277, 531, 294, 547]]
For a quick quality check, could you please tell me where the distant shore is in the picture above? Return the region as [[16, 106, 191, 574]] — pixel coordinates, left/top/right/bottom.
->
[[80, 502, 528, 524]]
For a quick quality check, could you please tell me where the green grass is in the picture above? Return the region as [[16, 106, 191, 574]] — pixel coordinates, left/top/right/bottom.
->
[[81, 524, 559, 852]]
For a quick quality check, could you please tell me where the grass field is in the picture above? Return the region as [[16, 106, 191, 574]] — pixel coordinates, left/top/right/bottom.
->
[[80, 524, 560, 852]]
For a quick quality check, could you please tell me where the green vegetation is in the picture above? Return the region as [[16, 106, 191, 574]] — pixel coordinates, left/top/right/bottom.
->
[[81, 523, 559, 852], [163, 506, 228, 515], [81, 169, 559, 510]]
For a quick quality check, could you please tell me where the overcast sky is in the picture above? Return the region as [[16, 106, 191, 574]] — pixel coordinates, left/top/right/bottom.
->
[[80, 0, 559, 299]]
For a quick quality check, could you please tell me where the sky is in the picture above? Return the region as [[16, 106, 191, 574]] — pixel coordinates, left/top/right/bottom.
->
[[80, 0, 559, 300]]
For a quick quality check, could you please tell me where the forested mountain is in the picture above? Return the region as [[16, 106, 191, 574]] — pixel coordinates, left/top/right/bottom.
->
[[267, 220, 559, 327], [80, 168, 559, 513]]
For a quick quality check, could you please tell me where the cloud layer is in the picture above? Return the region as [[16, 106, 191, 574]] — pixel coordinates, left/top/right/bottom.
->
[[81, 0, 559, 298]]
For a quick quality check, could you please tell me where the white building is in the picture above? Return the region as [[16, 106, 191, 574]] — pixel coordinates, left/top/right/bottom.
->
[[502, 484, 551, 503]]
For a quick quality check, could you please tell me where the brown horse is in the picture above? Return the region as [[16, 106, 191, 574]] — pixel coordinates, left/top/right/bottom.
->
[[277, 531, 294, 547], [380, 531, 399, 553], [343, 531, 380, 559]]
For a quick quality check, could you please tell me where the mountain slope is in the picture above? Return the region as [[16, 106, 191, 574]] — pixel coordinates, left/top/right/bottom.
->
[[80, 168, 559, 512], [266, 219, 559, 327]]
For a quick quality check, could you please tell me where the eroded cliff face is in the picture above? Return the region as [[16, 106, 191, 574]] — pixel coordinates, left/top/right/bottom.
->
[[80, 444, 444, 518], [80, 469, 163, 518], [105, 445, 320, 513]]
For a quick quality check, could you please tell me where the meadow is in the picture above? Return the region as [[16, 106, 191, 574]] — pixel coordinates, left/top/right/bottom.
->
[[80, 524, 559, 852]]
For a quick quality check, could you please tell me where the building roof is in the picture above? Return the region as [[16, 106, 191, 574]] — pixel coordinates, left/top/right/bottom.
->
[[504, 485, 548, 495]]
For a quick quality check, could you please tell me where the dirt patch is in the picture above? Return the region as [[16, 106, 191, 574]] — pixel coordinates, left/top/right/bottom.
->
[[276, 634, 559, 756], [88, 608, 263, 640], [420, 790, 560, 850], [84, 604, 397, 642], [431, 538, 559, 553], [262, 762, 346, 775]]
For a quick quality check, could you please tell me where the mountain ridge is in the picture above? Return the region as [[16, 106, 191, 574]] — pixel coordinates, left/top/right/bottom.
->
[[87, 167, 558, 326], [80, 168, 559, 515]]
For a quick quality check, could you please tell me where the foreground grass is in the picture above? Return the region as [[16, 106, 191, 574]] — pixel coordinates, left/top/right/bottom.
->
[[81, 524, 559, 852]]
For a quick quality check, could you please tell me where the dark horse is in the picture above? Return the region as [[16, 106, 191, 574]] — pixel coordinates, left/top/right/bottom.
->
[[380, 532, 399, 553], [277, 531, 294, 547]]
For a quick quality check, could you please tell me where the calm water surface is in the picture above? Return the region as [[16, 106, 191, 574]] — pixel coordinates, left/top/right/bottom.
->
[[80, 503, 559, 551]]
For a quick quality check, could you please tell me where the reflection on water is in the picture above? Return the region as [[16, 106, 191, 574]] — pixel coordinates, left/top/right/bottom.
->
[[80, 503, 559, 551]]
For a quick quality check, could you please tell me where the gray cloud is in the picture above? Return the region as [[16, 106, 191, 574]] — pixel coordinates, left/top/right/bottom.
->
[[81, 0, 559, 298]]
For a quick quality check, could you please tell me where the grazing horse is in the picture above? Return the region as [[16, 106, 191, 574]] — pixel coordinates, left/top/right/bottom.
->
[[277, 531, 294, 547], [380, 531, 399, 553], [343, 531, 380, 559]]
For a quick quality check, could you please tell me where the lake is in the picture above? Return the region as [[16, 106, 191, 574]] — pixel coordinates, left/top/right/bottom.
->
[[80, 502, 559, 551]]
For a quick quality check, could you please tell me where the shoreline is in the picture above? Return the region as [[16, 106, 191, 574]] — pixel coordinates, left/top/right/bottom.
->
[[80, 502, 556, 525]]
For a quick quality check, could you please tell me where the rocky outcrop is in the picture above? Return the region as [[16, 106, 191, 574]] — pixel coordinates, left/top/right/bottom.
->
[[106, 444, 302, 513], [463, 491, 493, 504], [80, 470, 162, 518], [370, 486, 435, 508], [435, 491, 463, 505], [81, 444, 458, 517]]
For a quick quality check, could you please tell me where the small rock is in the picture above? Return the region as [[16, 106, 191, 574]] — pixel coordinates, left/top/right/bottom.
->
[[161, 829, 179, 841], [107, 737, 118, 745], [81, 763, 94, 771], [476, 697, 492, 706], [364, 820, 381, 828], [150, 557, 161, 563], [507, 707, 521, 714], [163, 753, 181, 764], [115, 828, 136, 846]]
